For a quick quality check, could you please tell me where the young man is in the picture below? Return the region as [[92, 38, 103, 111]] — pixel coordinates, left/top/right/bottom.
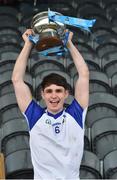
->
[[12, 29, 89, 179]]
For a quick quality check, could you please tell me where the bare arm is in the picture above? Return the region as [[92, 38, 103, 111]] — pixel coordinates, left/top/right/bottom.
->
[[67, 32, 89, 109], [12, 29, 34, 112]]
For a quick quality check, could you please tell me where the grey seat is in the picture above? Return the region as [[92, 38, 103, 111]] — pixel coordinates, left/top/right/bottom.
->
[[0, 43, 21, 56], [89, 70, 111, 94], [92, 16, 112, 30], [101, 54, 117, 79], [0, 14, 19, 29], [0, 61, 15, 74], [0, 27, 22, 44], [96, 42, 117, 58], [0, 93, 17, 113], [73, 71, 111, 94], [80, 150, 102, 179], [106, 2, 117, 21], [92, 27, 117, 49], [0, 50, 20, 64], [77, 3, 105, 18], [5, 148, 33, 179], [0, 106, 23, 125], [0, 6, 19, 18], [104, 149, 117, 179], [75, 42, 96, 55], [111, 73, 117, 96], [84, 128, 91, 151], [30, 57, 65, 77], [101, 0, 117, 8], [77, 0, 102, 9], [91, 117, 117, 160], [1, 118, 28, 142], [67, 53, 100, 79], [86, 92, 117, 127], [71, 28, 90, 45], [0, 71, 34, 96], [37, 2, 77, 16]]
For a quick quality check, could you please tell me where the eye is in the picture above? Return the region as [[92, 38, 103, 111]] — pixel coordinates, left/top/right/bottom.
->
[[56, 89, 63, 93], [45, 89, 52, 93]]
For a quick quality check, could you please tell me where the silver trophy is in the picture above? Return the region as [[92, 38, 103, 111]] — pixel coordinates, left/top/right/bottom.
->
[[31, 11, 66, 52]]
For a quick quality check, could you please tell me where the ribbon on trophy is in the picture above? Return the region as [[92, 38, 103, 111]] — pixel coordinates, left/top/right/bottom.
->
[[29, 9, 96, 56]]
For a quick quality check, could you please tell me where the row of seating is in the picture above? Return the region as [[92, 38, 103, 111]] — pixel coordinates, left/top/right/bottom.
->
[[1, 68, 117, 98]]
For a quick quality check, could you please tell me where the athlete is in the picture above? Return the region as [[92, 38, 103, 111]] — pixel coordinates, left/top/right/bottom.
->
[[12, 29, 89, 179]]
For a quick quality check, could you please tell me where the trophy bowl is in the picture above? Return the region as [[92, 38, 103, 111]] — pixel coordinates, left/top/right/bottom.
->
[[31, 11, 66, 51]]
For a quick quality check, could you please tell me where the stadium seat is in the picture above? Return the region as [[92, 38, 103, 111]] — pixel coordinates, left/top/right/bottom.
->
[[101, 0, 117, 9], [84, 128, 91, 151], [80, 150, 102, 179], [96, 42, 117, 58], [91, 27, 117, 49], [77, 0, 102, 9], [92, 16, 112, 30], [5, 149, 33, 179], [0, 6, 19, 17], [0, 71, 34, 96], [71, 28, 90, 45], [0, 27, 22, 46], [73, 70, 111, 94], [1, 106, 23, 124], [102, 57, 117, 79], [30, 56, 65, 77], [103, 149, 117, 179], [91, 117, 117, 160], [67, 51, 101, 79], [86, 92, 117, 127], [111, 73, 117, 96], [0, 43, 21, 57], [0, 14, 19, 29], [89, 70, 111, 94], [0, 93, 17, 112], [0, 61, 15, 74], [1, 118, 28, 142], [77, 3, 105, 18]]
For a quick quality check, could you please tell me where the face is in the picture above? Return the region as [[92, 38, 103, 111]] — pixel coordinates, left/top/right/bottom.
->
[[41, 84, 69, 114]]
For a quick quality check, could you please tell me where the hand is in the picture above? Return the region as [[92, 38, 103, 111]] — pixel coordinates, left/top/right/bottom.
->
[[68, 31, 73, 42], [22, 29, 34, 45], [66, 30, 73, 48]]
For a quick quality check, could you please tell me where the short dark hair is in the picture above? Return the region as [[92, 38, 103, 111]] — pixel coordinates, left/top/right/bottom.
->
[[41, 73, 69, 91]]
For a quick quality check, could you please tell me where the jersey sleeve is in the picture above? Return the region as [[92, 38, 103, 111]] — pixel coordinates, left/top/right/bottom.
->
[[22, 100, 44, 130], [65, 99, 87, 129]]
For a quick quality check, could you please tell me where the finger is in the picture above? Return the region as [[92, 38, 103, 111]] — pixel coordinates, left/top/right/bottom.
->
[[24, 29, 33, 36]]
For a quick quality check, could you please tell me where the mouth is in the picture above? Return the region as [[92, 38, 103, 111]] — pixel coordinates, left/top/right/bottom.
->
[[49, 100, 60, 105]]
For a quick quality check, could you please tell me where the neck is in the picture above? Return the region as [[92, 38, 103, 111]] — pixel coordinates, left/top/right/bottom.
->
[[47, 108, 64, 115]]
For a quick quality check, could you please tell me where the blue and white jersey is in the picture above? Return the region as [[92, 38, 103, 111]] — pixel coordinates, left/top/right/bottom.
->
[[23, 98, 87, 180]]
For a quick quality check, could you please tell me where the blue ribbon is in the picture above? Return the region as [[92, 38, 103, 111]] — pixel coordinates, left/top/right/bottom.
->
[[48, 9, 96, 32], [38, 45, 67, 56], [28, 34, 39, 44]]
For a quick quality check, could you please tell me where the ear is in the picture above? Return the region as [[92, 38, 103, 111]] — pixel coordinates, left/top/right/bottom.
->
[[41, 90, 44, 99], [65, 90, 69, 99]]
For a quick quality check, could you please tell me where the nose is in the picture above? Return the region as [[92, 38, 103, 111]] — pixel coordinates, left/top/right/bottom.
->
[[51, 91, 57, 98]]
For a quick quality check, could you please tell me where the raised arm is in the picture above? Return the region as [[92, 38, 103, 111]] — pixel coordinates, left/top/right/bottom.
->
[[67, 32, 89, 109], [12, 29, 34, 112]]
